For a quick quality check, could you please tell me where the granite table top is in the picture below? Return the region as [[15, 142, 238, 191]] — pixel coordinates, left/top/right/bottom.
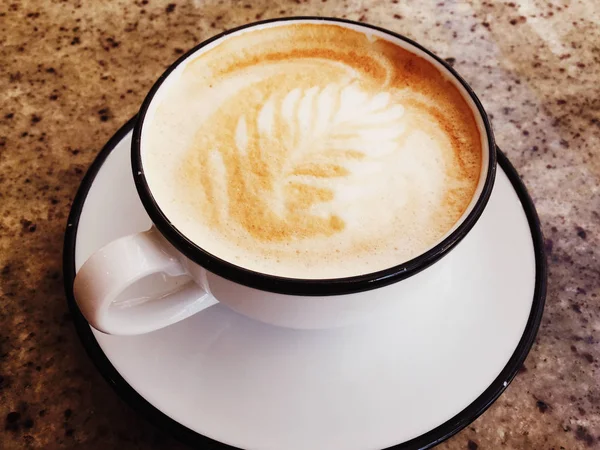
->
[[1, 0, 598, 448]]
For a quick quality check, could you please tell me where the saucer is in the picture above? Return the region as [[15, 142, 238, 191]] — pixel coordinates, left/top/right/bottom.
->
[[63, 117, 546, 450]]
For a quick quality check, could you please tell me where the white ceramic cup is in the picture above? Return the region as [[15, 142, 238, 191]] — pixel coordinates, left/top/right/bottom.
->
[[73, 17, 496, 335]]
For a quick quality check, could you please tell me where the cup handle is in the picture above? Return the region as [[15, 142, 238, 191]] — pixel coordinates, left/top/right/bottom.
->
[[73, 227, 217, 335]]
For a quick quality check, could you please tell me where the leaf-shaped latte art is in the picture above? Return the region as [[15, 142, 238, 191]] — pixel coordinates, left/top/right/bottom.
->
[[197, 82, 407, 242]]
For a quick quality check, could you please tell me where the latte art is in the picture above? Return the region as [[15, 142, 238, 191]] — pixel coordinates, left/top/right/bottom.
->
[[143, 22, 483, 278], [188, 82, 408, 242]]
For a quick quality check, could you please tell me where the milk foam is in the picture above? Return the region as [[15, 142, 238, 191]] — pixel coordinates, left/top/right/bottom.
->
[[142, 22, 483, 279]]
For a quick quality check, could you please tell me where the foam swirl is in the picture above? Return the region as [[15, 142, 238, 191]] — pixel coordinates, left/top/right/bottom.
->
[[188, 81, 409, 242]]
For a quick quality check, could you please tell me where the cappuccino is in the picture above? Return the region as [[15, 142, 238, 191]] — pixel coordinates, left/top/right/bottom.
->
[[142, 22, 483, 279]]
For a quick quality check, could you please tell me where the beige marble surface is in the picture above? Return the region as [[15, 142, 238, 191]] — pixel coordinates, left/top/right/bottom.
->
[[1, 0, 599, 448]]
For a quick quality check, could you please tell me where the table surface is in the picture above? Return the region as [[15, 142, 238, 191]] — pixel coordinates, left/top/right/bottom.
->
[[1, 0, 598, 449]]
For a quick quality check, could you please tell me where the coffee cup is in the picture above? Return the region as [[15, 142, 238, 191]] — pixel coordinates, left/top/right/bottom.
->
[[73, 17, 496, 335]]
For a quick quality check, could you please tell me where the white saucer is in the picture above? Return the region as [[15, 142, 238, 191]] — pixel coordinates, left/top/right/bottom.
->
[[64, 118, 546, 450]]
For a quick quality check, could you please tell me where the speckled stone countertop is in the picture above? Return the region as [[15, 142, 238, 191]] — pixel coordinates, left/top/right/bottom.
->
[[0, 0, 598, 448]]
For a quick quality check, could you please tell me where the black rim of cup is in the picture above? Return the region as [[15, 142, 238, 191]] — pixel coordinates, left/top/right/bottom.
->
[[131, 16, 497, 296]]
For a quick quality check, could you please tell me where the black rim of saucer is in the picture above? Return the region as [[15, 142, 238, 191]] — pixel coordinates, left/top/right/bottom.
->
[[131, 16, 498, 296], [63, 117, 546, 450]]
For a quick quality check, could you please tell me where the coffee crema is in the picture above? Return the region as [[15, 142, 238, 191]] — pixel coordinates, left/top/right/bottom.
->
[[142, 22, 483, 279]]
